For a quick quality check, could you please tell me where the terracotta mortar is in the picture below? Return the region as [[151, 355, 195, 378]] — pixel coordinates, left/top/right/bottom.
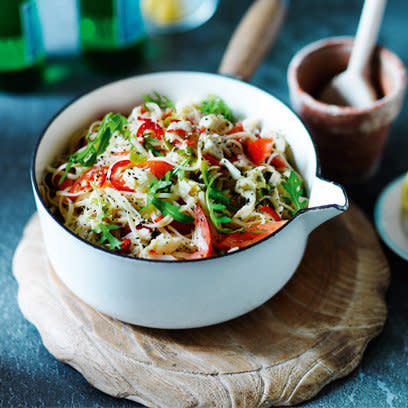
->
[[288, 36, 406, 182]]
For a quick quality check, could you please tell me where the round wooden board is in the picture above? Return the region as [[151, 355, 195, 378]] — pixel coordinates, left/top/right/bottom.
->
[[13, 205, 389, 407]]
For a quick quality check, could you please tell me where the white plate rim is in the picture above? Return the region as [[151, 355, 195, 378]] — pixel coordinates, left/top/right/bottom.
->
[[374, 173, 408, 261]]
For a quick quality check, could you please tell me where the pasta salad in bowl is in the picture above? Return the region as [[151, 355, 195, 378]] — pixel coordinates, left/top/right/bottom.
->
[[31, 71, 347, 328], [41, 93, 308, 261]]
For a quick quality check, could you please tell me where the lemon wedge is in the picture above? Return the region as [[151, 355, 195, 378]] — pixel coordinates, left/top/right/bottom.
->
[[401, 172, 408, 213], [142, 0, 183, 25]]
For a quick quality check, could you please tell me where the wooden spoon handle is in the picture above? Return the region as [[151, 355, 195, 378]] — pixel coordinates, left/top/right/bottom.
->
[[218, 0, 287, 81]]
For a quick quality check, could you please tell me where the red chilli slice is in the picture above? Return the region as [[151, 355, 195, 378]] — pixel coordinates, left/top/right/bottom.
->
[[203, 154, 220, 167], [167, 128, 187, 137], [136, 116, 164, 140]]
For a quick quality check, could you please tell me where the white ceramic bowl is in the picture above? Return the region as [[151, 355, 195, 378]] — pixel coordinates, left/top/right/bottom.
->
[[31, 71, 348, 329]]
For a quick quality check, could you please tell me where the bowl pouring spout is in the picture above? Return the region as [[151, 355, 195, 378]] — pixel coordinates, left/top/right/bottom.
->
[[302, 177, 349, 234]]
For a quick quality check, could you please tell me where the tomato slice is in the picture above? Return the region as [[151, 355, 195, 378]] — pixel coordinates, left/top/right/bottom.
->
[[214, 221, 287, 250], [185, 205, 212, 260], [260, 205, 281, 221], [145, 161, 174, 179], [110, 160, 135, 192], [226, 121, 244, 135], [271, 155, 286, 169], [246, 138, 274, 165], [69, 166, 107, 193]]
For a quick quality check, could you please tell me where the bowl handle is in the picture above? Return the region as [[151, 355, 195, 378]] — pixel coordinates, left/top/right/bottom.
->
[[218, 0, 287, 81]]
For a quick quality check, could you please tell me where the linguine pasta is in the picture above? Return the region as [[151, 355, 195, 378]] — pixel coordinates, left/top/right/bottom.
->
[[41, 93, 308, 260]]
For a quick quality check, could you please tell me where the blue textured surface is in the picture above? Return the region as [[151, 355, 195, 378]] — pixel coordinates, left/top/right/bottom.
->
[[1, 0, 407, 406]]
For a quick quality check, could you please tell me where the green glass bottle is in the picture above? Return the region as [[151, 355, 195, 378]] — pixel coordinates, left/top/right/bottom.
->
[[0, 0, 45, 92], [78, 0, 147, 73]]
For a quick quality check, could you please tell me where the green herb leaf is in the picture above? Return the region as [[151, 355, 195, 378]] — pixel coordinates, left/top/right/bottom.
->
[[199, 95, 235, 122], [96, 127, 111, 156], [59, 112, 128, 185], [60, 161, 74, 184], [212, 203, 226, 211], [200, 162, 238, 234], [201, 161, 210, 185], [109, 113, 128, 134], [143, 178, 172, 211], [95, 112, 128, 148], [216, 215, 232, 224], [200, 163, 265, 235], [201, 162, 232, 207], [143, 136, 163, 157], [95, 223, 122, 251], [177, 146, 194, 158], [209, 188, 231, 208], [143, 92, 175, 110], [282, 170, 308, 214], [142, 170, 177, 212], [164, 167, 181, 181], [151, 198, 194, 224], [142, 169, 193, 224]]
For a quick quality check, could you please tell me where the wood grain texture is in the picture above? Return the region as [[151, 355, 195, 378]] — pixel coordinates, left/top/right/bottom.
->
[[13, 205, 389, 407], [218, 0, 286, 80]]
